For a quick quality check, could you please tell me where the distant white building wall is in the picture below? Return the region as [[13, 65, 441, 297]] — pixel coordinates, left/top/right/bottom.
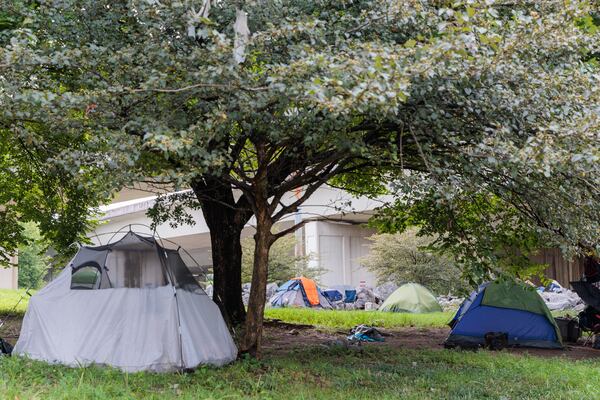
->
[[305, 221, 377, 287], [0, 256, 18, 289]]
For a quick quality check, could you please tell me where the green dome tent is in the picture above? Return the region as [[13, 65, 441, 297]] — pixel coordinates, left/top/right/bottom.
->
[[445, 279, 562, 349], [379, 283, 442, 313]]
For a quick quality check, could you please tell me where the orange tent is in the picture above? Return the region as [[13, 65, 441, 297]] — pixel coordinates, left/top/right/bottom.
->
[[269, 277, 332, 309], [293, 276, 320, 306]]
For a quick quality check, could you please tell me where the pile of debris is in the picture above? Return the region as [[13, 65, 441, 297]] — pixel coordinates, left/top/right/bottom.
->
[[347, 325, 385, 342], [437, 295, 464, 312], [373, 282, 398, 303], [538, 281, 584, 311], [242, 283, 279, 306], [205, 283, 279, 306], [326, 287, 376, 310], [209, 279, 585, 314], [242, 283, 251, 306], [354, 287, 379, 310]]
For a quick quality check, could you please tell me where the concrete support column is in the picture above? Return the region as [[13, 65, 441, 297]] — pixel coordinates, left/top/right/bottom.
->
[[0, 255, 18, 289]]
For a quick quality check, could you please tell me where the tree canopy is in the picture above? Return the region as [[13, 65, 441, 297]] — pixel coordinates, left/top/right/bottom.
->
[[0, 120, 102, 267], [0, 9, 108, 266], [17, 222, 49, 289]]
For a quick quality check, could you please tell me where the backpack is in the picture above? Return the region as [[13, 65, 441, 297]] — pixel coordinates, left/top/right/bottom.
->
[[0, 338, 13, 355], [484, 332, 508, 351]]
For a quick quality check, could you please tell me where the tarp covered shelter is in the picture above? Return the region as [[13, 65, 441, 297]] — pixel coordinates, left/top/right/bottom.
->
[[14, 231, 237, 372], [269, 277, 332, 308], [571, 280, 600, 309], [446, 280, 562, 349], [379, 283, 442, 313]]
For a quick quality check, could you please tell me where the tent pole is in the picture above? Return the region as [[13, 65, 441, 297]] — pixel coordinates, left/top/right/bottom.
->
[[156, 245, 186, 371]]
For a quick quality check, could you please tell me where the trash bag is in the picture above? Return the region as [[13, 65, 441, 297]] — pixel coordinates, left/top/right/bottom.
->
[[264, 283, 279, 300], [347, 325, 385, 342], [0, 338, 13, 355], [484, 332, 508, 351]]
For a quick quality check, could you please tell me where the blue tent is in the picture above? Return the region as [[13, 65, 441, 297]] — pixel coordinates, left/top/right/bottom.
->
[[446, 280, 562, 349], [269, 277, 332, 309]]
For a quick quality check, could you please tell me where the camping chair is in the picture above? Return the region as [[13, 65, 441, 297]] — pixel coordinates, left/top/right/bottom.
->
[[571, 280, 600, 348], [576, 304, 600, 347], [579, 325, 600, 348], [582, 332, 594, 347]]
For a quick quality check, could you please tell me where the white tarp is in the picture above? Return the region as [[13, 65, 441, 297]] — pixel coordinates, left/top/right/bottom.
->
[[14, 267, 237, 372], [539, 288, 584, 311]]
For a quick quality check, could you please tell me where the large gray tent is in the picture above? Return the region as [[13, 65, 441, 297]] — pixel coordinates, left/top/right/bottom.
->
[[14, 231, 237, 372]]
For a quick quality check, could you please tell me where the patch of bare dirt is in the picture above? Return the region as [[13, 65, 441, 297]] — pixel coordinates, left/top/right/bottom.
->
[[0, 313, 22, 346], [3, 314, 600, 360], [262, 323, 600, 361]]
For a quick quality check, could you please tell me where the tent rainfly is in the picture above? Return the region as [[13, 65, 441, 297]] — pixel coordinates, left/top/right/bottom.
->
[[379, 283, 443, 313], [14, 231, 237, 372]]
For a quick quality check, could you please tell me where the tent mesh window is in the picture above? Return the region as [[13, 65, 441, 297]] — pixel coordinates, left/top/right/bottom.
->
[[69, 232, 204, 293], [164, 249, 203, 293], [71, 265, 101, 290]]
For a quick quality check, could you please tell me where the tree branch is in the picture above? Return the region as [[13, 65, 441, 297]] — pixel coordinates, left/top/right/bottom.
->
[[125, 83, 268, 94], [272, 219, 310, 241]]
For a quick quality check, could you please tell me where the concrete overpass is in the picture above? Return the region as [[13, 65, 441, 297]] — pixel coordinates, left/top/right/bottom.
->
[[92, 186, 393, 287]]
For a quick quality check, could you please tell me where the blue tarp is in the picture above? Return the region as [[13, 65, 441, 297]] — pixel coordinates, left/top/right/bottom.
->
[[325, 285, 357, 303], [322, 289, 343, 302]]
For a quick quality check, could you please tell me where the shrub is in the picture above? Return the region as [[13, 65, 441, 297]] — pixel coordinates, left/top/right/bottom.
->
[[17, 223, 49, 289], [242, 233, 323, 284], [362, 229, 467, 295]]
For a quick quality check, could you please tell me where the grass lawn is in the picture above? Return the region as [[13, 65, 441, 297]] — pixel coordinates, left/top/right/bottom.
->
[[2, 289, 454, 328], [1, 345, 599, 399], [2, 289, 598, 399], [0, 289, 31, 317], [265, 307, 453, 329]]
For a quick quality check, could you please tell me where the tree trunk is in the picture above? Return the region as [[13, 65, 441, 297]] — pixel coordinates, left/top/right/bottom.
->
[[206, 220, 246, 327], [240, 210, 273, 357], [192, 178, 251, 327]]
